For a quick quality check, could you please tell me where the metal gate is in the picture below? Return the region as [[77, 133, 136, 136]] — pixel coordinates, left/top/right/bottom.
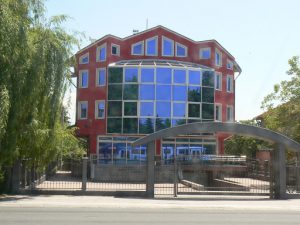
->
[[154, 156, 271, 197]]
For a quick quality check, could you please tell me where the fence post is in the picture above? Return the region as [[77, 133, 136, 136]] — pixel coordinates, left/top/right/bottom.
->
[[82, 157, 88, 191], [12, 160, 20, 194], [272, 144, 287, 199], [146, 141, 155, 198]]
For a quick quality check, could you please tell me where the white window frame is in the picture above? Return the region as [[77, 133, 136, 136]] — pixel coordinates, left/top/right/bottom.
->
[[215, 48, 222, 67], [78, 101, 88, 120], [162, 36, 174, 57], [111, 44, 120, 56], [79, 52, 89, 64], [226, 105, 234, 122], [96, 43, 107, 62], [145, 36, 158, 56], [227, 59, 233, 70], [199, 48, 211, 59], [79, 70, 88, 88], [96, 68, 106, 87], [175, 42, 187, 57], [95, 100, 105, 119], [215, 72, 222, 91], [226, 75, 233, 93], [215, 103, 222, 122], [131, 41, 144, 56]]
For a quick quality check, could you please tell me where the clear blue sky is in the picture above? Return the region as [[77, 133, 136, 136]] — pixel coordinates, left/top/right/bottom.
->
[[45, 0, 300, 123]]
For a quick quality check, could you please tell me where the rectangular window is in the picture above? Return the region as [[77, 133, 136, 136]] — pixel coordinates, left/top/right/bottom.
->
[[95, 101, 105, 119], [96, 68, 106, 86], [131, 41, 144, 55], [162, 36, 174, 57], [202, 103, 214, 120], [215, 48, 222, 67], [79, 70, 88, 88], [227, 75, 233, 92], [141, 68, 154, 83], [111, 44, 120, 56], [79, 53, 89, 64], [146, 37, 158, 56], [123, 101, 137, 116], [227, 59, 233, 70], [97, 43, 106, 62], [215, 72, 222, 91], [226, 105, 234, 122], [78, 101, 88, 119], [175, 42, 187, 57], [215, 104, 222, 121], [199, 48, 211, 59]]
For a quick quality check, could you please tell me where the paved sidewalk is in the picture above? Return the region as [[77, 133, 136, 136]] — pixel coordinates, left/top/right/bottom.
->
[[1, 194, 300, 211]]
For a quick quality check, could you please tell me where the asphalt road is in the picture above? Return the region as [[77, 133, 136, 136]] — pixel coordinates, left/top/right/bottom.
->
[[1, 207, 300, 225]]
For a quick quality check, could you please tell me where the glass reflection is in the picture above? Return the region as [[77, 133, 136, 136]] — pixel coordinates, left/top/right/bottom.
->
[[99, 142, 112, 164], [188, 70, 201, 84], [140, 102, 154, 116], [162, 143, 175, 164], [156, 68, 172, 84], [202, 70, 214, 87], [172, 119, 186, 127], [156, 102, 171, 117], [123, 118, 138, 133], [155, 118, 171, 131], [176, 44, 186, 56], [123, 84, 138, 100], [173, 69, 186, 83], [139, 84, 155, 100], [188, 104, 200, 118], [173, 103, 185, 117], [141, 68, 154, 83], [139, 118, 154, 134], [173, 86, 186, 101], [125, 68, 138, 82], [188, 86, 201, 102], [146, 38, 157, 55], [113, 142, 126, 164], [163, 38, 173, 56], [156, 85, 171, 100]]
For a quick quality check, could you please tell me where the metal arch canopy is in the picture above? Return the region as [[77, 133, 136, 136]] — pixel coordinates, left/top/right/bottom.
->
[[132, 122, 300, 152]]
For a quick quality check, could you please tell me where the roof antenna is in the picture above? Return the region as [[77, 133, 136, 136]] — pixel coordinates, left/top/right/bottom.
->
[[146, 18, 148, 30]]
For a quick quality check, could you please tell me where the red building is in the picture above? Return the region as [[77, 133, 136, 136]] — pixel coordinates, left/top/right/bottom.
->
[[74, 25, 241, 164]]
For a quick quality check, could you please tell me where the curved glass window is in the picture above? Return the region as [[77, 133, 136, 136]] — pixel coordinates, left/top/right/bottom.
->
[[202, 87, 214, 103], [173, 103, 185, 117], [202, 70, 214, 87], [173, 86, 186, 101], [140, 102, 154, 117], [124, 102, 137, 116], [174, 69, 186, 84], [139, 118, 154, 134], [139, 84, 155, 100], [125, 68, 138, 82], [156, 85, 171, 100], [156, 68, 172, 84], [188, 70, 201, 85], [156, 102, 171, 117], [123, 84, 138, 100], [141, 68, 154, 83], [188, 86, 201, 102]]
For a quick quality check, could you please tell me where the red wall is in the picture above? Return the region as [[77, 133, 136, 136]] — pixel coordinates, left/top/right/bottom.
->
[[75, 26, 237, 155]]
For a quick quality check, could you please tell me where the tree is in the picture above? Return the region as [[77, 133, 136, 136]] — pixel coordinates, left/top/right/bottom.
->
[[0, 0, 84, 192]]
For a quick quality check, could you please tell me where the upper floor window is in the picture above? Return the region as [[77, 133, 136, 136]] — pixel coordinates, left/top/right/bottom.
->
[[96, 68, 106, 86], [215, 72, 222, 91], [79, 70, 88, 88], [146, 37, 158, 56], [226, 105, 233, 122], [111, 44, 120, 56], [215, 104, 222, 121], [227, 59, 233, 70], [175, 43, 187, 57], [162, 36, 174, 57], [95, 100, 105, 119], [97, 43, 107, 62], [199, 48, 211, 59], [79, 53, 89, 64], [215, 48, 222, 67], [226, 75, 233, 92], [131, 41, 144, 55], [78, 101, 88, 119]]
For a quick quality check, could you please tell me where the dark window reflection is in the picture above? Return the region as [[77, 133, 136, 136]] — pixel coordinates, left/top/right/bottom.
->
[[107, 118, 122, 133], [124, 102, 137, 116], [188, 104, 200, 118], [123, 118, 138, 133], [139, 118, 154, 134], [188, 86, 201, 102], [99, 142, 112, 164], [202, 70, 214, 87], [155, 118, 171, 131], [202, 87, 214, 103], [123, 84, 138, 100], [202, 103, 214, 120], [107, 101, 122, 117], [172, 119, 186, 127], [108, 67, 123, 83], [108, 84, 122, 100], [162, 143, 175, 164], [203, 144, 216, 154], [113, 142, 126, 164]]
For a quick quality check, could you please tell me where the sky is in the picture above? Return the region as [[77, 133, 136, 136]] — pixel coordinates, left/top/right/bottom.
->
[[45, 0, 300, 123]]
